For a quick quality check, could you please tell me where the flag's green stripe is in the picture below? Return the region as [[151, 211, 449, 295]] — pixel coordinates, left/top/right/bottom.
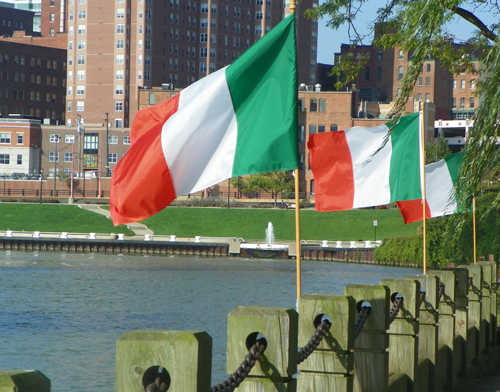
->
[[225, 14, 298, 177], [389, 113, 422, 202], [444, 151, 463, 183]]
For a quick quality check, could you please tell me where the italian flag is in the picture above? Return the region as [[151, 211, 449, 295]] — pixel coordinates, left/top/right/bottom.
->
[[308, 113, 422, 212], [397, 153, 463, 223], [110, 14, 298, 226]]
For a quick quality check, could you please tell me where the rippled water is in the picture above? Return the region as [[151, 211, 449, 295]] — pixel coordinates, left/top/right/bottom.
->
[[0, 251, 419, 391]]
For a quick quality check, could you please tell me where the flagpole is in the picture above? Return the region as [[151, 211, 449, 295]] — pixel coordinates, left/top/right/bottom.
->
[[289, 0, 300, 301], [473, 197, 477, 263], [421, 103, 427, 275]]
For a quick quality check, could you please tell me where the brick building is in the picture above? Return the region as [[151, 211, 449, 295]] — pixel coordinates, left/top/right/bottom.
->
[[0, 2, 35, 36]]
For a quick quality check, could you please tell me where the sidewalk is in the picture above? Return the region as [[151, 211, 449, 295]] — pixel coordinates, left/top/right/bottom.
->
[[77, 204, 153, 236], [454, 368, 500, 391]]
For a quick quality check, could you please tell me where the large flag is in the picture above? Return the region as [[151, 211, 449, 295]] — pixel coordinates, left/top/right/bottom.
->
[[308, 113, 422, 212], [397, 152, 463, 223], [110, 14, 298, 226]]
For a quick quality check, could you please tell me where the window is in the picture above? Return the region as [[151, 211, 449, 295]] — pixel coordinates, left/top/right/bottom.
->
[[64, 152, 73, 162], [0, 133, 11, 143], [117, 8, 125, 18], [460, 97, 465, 108], [116, 54, 124, 65], [470, 79, 476, 90], [398, 50, 404, 59], [108, 153, 118, 163], [318, 125, 325, 133], [298, 125, 304, 142], [418, 77, 423, 87], [77, 55, 85, 65], [49, 152, 59, 162], [460, 79, 465, 89], [76, 85, 85, 95], [78, 9, 86, 19], [377, 51, 383, 61], [364, 67, 370, 82], [470, 97, 475, 108], [117, 24, 124, 33], [76, 101, 84, 111], [78, 40, 85, 50], [425, 77, 430, 87], [376, 67, 382, 82], [108, 135, 118, 144], [397, 66, 404, 81], [330, 124, 338, 132], [115, 101, 123, 111], [116, 85, 123, 95], [77, 70, 85, 80], [426, 63, 431, 72], [417, 93, 422, 101], [116, 70, 124, 79], [115, 119, 123, 128], [425, 93, 430, 102], [309, 124, 316, 135], [453, 80, 457, 90], [310, 99, 317, 112], [123, 136, 130, 145], [17, 154, 22, 165], [319, 99, 326, 112], [452, 98, 456, 108], [0, 154, 10, 164], [78, 24, 86, 34], [65, 135, 75, 143], [116, 39, 124, 49]]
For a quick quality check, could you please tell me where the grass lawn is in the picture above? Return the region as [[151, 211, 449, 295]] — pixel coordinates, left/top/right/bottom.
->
[[0, 203, 420, 241], [141, 206, 420, 241], [0, 203, 134, 235]]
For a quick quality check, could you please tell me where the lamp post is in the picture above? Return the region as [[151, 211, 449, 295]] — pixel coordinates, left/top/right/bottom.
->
[[53, 135, 61, 196], [373, 220, 378, 241], [39, 169, 44, 204]]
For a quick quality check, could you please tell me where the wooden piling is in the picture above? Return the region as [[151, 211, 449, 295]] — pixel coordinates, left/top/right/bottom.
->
[[0, 370, 50, 392]]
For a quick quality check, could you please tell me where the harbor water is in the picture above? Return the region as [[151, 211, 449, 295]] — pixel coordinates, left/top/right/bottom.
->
[[0, 250, 419, 391]]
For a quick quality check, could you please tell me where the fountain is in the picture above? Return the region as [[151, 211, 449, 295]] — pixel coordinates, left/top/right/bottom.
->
[[240, 222, 289, 259]]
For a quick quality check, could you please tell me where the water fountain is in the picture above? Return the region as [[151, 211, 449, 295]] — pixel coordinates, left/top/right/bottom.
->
[[240, 222, 289, 259]]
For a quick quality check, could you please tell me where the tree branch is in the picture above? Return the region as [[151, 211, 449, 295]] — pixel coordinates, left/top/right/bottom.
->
[[451, 6, 498, 41]]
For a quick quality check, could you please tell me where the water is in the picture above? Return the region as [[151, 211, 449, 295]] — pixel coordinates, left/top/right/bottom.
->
[[0, 250, 419, 391], [265, 222, 275, 245]]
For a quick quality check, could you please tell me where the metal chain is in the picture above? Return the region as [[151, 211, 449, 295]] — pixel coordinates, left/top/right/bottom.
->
[[388, 294, 404, 324], [211, 338, 266, 392], [354, 303, 372, 339], [297, 319, 332, 364], [145, 378, 168, 392], [438, 283, 445, 302], [419, 290, 426, 308]]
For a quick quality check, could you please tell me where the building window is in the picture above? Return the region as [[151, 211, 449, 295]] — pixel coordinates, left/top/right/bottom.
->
[[108, 153, 118, 163], [470, 79, 476, 90], [364, 67, 370, 82], [452, 98, 456, 108], [310, 99, 317, 112], [418, 77, 423, 87], [116, 85, 123, 95], [115, 102, 123, 111], [117, 8, 125, 18], [318, 125, 325, 133], [78, 40, 85, 50], [78, 9, 86, 19], [426, 63, 431, 72], [108, 135, 118, 144], [123, 136, 130, 145], [17, 133, 23, 144], [470, 97, 475, 108], [425, 77, 430, 87], [398, 50, 404, 59], [460, 97, 465, 108], [17, 154, 22, 165], [49, 152, 59, 162], [78, 24, 86, 34], [397, 66, 404, 81], [117, 24, 124, 33], [64, 152, 73, 162], [460, 79, 465, 89], [0, 133, 11, 144], [65, 135, 75, 143], [116, 39, 124, 49], [319, 99, 326, 112], [77, 55, 85, 65], [115, 119, 123, 128], [76, 85, 85, 95], [76, 101, 84, 111], [425, 93, 430, 102], [330, 124, 338, 131], [0, 154, 10, 164], [377, 51, 383, 61], [77, 70, 85, 80], [309, 124, 316, 135]]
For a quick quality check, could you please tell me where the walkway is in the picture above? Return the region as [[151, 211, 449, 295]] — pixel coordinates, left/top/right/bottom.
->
[[454, 367, 500, 391], [77, 204, 153, 236]]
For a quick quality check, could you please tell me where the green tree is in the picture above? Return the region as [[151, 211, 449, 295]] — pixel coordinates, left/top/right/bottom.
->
[[425, 134, 453, 164], [232, 171, 294, 206], [307, 0, 500, 233]]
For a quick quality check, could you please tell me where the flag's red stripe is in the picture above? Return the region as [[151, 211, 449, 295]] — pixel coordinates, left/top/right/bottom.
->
[[130, 94, 180, 146], [308, 131, 354, 211], [396, 199, 431, 224], [110, 122, 176, 226]]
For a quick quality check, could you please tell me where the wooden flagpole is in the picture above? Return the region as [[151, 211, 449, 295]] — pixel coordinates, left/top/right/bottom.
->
[[289, 0, 301, 300], [421, 103, 427, 274], [473, 197, 477, 263]]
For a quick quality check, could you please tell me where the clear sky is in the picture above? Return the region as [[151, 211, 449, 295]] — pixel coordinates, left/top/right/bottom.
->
[[316, 5, 499, 64]]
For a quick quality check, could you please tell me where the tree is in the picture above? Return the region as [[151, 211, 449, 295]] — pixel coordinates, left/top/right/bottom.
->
[[307, 0, 500, 222], [232, 172, 294, 206], [425, 134, 453, 164]]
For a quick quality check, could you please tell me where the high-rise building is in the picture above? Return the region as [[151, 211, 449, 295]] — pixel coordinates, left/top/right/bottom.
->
[[63, 0, 318, 128]]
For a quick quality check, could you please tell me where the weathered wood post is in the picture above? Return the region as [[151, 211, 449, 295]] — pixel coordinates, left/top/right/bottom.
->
[[462, 263, 482, 372], [297, 294, 356, 392], [115, 330, 212, 392], [478, 261, 495, 352], [427, 270, 456, 392], [344, 284, 390, 392], [444, 268, 469, 379], [0, 370, 50, 392], [226, 306, 298, 392], [405, 274, 439, 392], [381, 278, 420, 392]]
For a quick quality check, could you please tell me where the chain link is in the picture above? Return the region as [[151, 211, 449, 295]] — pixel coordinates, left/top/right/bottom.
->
[[438, 283, 445, 302], [388, 294, 404, 324], [211, 338, 266, 392], [297, 319, 331, 364], [354, 303, 372, 339]]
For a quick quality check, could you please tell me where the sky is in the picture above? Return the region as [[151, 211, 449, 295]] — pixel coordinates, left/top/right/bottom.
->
[[315, 4, 499, 64]]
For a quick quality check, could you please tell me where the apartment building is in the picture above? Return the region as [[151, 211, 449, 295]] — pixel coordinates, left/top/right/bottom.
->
[[63, 0, 318, 128], [0, 2, 35, 36]]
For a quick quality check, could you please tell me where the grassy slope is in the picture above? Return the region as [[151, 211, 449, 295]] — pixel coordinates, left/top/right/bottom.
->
[[0, 204, 134, 235], [141, 207, 420, 241]]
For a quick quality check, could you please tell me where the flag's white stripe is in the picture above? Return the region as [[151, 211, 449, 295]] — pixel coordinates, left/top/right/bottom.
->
[[425, 160, 456, 217], [161, 67, 238, 196], [345, 124, 393, 208]]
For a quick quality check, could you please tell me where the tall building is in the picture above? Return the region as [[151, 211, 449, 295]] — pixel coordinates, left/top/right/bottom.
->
[[9, 0, 41, 33], [63, 0, 318, 128]]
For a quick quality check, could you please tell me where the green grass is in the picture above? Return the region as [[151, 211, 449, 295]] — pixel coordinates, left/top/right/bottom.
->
[[141, 207, 420, 241], [0, 204, 134, 235], [0, 204, 420, 241]]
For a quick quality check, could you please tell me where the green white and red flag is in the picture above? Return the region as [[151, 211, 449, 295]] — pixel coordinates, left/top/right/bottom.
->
[[397, 152, 463, 223], [307, 113, 423, 212], [110, 14, 298, 226]]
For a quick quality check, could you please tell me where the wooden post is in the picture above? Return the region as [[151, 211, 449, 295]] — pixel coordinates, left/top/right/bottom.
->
[[297, 294, 356, 392], [405, 274, 439, 392], [462, 263, 482, 372], [381, 278, 420, 392], [478, 261, 495, 350], [226, 306, 298, 392], [0, 370, 50, 392], [344, 284, 390, 392], [427, 270, 456, 391], [115, 330, 212, 392]]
